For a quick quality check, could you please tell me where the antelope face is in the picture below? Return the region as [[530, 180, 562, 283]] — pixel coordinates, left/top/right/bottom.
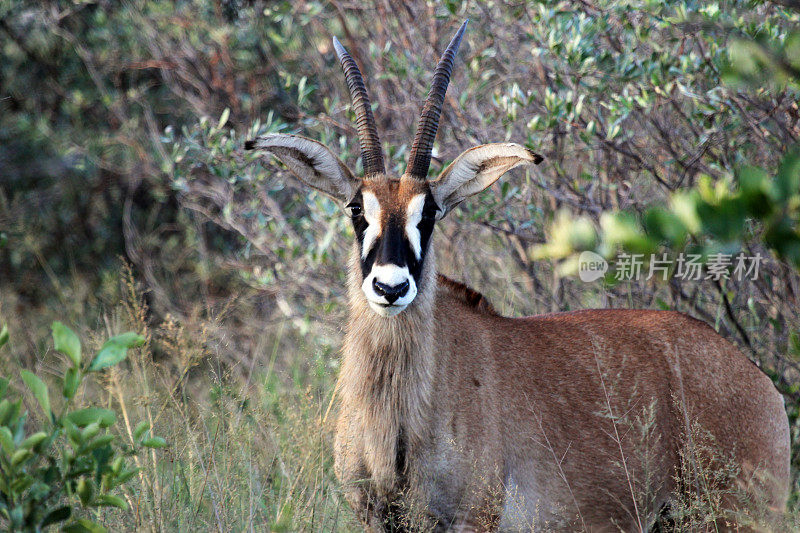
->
[[347, 177, 438, 316]]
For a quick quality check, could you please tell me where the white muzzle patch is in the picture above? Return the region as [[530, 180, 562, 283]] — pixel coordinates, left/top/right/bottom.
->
[[361, 264, 417, 317]]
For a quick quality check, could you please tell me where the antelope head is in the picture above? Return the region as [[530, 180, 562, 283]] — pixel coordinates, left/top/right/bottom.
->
[[246, 21, 543, 317]]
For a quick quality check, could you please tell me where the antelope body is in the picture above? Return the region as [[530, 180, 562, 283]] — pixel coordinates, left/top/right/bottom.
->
[[247, 21, 790, 532]]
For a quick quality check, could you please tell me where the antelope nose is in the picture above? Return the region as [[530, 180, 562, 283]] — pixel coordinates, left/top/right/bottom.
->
[[372, 279, 409, 304]]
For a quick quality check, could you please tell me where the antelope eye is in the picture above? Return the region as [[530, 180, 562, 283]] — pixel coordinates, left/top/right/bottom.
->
[[345, 203, 363, 218]]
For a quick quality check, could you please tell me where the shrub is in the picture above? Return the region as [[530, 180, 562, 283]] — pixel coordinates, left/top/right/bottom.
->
[[0, 323, 166, 532]]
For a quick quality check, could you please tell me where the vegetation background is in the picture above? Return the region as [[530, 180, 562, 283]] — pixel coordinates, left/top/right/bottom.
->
[[1, 0, 799, 530]]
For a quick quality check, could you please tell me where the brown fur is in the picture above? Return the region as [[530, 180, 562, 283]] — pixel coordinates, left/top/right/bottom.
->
[[362, 175, 430, 227], [436, 275, 496, 315], [334, 179, 790, 532]]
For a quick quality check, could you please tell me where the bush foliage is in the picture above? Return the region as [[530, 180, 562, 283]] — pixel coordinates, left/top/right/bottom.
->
[[0, 323, 164, 532]]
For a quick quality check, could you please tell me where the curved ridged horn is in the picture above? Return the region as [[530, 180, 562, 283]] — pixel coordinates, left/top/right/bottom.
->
[[332, 36, 384, 176], [406, 20, 468, 179]]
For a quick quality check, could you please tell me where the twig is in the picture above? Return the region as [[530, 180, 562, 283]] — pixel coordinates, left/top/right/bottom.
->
[[592, 346, 645, 532]]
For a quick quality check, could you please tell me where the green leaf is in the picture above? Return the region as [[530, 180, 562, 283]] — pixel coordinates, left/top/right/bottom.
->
[[88, 333, 144, 372], [63, 367, 81, 399], [10, 475, 34, 494], [0, 399, 21, 427], [67, 408, 116, 428], [737, 166, 773, 218], [774, 145, 800, 203], [20, 370, 51, 419], [738, 166, 770, 195], [82, 422, 100, 441], [115, 467, 141, 486], [11, 474, 34, 494], [94, 494, 128, 510], [52, 322, 81, 367], [696, 197, 747, 242], [64, 418, 83, 446], [107, 332, 146, 349], [0, 426, 14, 454], [30, 478, 50, 498], [0, 376, 9, 398], [10, 506, 23, 528], [133, 421, 150, 441], [20, 431, 48, 450], [643, 208, 687, 245], [786, 31, 800, 70], [10, 448, 32, 467], [62, 518, 108, 533], [76, 477, 94, 506], [141, 436, 167, 448], [0, 324, 8, 350], [599, 212, 653, 252], [765, 215, 800, 264], [41, 506, 71, 528], [670, 192, 701, 234], [217, 107, 230, 130], [83, 434, 114, 453], [88, 342, 127, 371], [0, 399, 10, 423]]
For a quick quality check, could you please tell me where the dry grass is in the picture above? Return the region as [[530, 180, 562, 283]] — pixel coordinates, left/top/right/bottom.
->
[[2, 262, 799, 531]]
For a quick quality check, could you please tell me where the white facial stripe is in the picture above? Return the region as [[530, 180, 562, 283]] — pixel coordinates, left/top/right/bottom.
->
[[405, 193, 426, 260], [361, 191, 381, 260]]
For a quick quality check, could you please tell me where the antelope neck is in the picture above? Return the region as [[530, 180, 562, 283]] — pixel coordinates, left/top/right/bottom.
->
[[340, 244, 438, 482]]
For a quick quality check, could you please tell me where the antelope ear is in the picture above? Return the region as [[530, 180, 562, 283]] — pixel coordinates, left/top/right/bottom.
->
[[245, 133, 359, 201], [429, 143, 543, 217]]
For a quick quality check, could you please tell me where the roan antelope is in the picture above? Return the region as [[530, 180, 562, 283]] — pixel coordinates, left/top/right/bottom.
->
[[246, 20, 790, 532]]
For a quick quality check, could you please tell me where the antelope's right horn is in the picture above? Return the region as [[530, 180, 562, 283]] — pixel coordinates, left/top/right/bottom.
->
[[333, 36, 385, 176]]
